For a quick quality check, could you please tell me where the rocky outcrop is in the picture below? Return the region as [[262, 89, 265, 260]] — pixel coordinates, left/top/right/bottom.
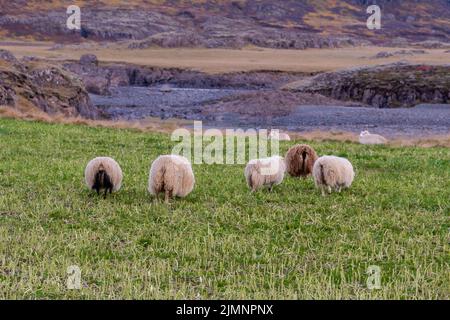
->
[[0, 50, 100, 118], [127, 30, 361, 50], [63, 55, 310, 94], [285, 63, 450, 108], [372, 50, 427, 59]]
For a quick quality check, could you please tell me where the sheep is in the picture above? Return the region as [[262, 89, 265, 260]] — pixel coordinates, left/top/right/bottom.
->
[[359, 130, 387, 145], [285, 144, 318, 178], [148, 155, 195, 203], [85, 157, 123, 198], [312, 156, 355, 196], [268, 130, 291, 141], [245, 155, 286, 192]]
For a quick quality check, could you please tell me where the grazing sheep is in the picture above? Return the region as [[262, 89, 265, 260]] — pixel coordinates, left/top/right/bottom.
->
[[85, 157, 123, 198], [245, 156, 286, 192], [148, 155, 195, 203], [359, 130, 387, 145], [285, 144, 318, 178], [269, 130, 291, 141], [312, 156, 355, 196]]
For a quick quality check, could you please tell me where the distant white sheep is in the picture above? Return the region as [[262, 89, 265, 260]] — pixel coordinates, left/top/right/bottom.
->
[[245, 155, 286, 192], [269, 130, 291, 141], [148, 155, 195, 203], [85, 157, 123, 198], [312, 156, 354, 196], [359, 130, 387, 145]]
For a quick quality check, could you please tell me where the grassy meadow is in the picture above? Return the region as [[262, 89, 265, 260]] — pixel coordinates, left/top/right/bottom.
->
[[0, 118, 448, 299]]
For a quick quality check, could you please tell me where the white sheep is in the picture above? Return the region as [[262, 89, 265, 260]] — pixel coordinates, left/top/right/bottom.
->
[[148, 155, 195, 203], [312, 156, 354, 196], [85, 157, 123, 198], [269, 130, 291, 141], [245, 155, 286, 192], [359, 130, 387, 145]]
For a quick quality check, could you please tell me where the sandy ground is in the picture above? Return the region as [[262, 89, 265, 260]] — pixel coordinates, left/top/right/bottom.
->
[[1, 41, 449, 73]]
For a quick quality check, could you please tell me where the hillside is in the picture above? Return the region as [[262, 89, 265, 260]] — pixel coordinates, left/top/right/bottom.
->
[[0, 118, 449, 298], [1, 1, 450, 48]]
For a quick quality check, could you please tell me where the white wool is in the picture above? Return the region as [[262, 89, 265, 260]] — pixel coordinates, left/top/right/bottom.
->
[[245, 155, 286, 191], [312, 155, 355, 196], [84, 157, 123, 192], [269, 130, 291, 141], [148, 154, 195, 201]]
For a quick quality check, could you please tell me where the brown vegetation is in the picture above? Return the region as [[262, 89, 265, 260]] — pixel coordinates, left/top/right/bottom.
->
[[1, 106, 449, 148], [1, 43, 450, 74]]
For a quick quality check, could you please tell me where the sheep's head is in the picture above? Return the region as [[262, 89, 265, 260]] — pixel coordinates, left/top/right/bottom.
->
[[360, 130, 370, 137]]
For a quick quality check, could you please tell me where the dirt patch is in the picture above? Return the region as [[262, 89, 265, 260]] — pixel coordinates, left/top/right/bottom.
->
[[202, 91, 357, 117]]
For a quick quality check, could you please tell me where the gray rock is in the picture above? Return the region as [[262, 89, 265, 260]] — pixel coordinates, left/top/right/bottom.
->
[[79, 54, 98, 66], [0, 49, 19, 64], [287, 63, 450, 108], [374, 51, 394, 58]]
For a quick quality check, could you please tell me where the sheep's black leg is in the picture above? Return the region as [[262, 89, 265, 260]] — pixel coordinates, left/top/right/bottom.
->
[[95, 187, 100, 195], [104, 188, 108, 199]]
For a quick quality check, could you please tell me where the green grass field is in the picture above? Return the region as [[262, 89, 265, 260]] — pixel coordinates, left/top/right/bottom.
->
[[0, 118, 448, 299]]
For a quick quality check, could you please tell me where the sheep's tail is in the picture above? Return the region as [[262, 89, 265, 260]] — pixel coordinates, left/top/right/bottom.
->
[[152, 165, 166, 194], [320, 163, 325, 185], [301, 150, 307, 173]]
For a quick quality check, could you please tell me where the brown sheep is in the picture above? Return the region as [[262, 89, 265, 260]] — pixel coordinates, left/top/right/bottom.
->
[[285, 144, 318, 178]]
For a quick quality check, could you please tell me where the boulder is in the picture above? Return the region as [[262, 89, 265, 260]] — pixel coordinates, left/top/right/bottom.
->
[[79, 54, 98, 66], [0, 51, 100, 118]]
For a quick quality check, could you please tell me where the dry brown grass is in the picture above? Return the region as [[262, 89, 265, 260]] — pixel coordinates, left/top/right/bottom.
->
[[290, 130, 450, 148], [2, 106, 448, 148], [0, 106, 187, 134], [1, 42, 449, 74]]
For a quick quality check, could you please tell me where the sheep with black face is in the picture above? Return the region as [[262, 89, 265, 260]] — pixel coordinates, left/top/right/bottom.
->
[[85, 157, 123, 198]]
